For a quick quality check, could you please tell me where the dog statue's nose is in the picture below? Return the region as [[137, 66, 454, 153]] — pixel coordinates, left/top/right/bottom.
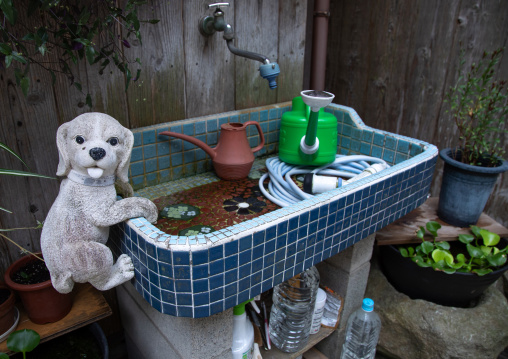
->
[[89, 147, 106, 161]]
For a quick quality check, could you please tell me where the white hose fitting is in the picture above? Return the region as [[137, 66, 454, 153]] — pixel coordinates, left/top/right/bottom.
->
[[303, 174, 339, 194], [300, 136, 319, 155]]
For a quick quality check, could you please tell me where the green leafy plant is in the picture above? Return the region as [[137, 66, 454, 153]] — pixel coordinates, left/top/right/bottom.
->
[[399, 221, 508, 276], [0, 329, 40, 359], [0, 0, 159, 106], [1, 141, 50, 261], [445, 47, 508, 167], [1, 141, 54, 213]]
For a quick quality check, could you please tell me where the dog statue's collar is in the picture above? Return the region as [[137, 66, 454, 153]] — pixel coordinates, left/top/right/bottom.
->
[[67, 170, 116, 187]]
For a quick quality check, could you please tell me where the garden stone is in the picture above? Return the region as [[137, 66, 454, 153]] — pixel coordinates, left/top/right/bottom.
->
[[366, 261, 508, 359]]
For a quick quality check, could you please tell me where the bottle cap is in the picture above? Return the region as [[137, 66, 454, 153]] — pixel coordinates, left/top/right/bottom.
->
[[316, 288, 327, 304], [362, 298, 374, 312], [233, 299, 253, 315]]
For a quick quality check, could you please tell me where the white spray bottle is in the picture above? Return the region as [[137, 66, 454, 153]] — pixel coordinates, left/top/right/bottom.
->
[[232, 299, 254, 359]]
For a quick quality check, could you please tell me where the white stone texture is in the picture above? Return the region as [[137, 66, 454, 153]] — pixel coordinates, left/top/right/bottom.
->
[[117, 283, 233, 359], [41, 113, 158, 294]]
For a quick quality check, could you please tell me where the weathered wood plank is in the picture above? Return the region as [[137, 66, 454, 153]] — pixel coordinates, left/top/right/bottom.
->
[[376, 198, 508, 245], [327, 0, 508, 227], [183, 0, 236, 118], [126, 0, 186, 128], [0, 67, 61, 272], [277, 0, 308, 102], [234, 0, 279, 109]]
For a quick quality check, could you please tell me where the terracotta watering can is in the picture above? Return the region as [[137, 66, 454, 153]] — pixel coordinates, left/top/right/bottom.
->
[[160, 121, 265, 180]]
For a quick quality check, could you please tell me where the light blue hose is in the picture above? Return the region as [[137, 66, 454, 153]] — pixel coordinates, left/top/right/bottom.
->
[[259, 155, 389, 207]]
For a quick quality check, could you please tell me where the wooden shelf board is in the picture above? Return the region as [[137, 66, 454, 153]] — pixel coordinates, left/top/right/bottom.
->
[[0, 283, 112, 354], [376, 197, 508, 245], [258, 326, 334, 359]]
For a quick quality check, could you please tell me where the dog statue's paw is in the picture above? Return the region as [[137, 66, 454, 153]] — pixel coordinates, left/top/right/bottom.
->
[[116, 254, 135, 280], [141, 198, 159, 224]]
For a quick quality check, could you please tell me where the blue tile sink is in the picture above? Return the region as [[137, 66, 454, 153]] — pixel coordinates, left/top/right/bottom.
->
[[108, 102, 438, 318]]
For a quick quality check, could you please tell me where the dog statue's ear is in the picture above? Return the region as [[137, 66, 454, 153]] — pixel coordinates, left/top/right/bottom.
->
[[116, 128, 134, 183], [56, 122, 71, 177]]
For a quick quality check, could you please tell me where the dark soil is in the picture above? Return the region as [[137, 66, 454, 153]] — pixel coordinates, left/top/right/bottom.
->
[[0, 288, 10, 305], [11, 259, 51, 285], [12, 326, 103, 359]]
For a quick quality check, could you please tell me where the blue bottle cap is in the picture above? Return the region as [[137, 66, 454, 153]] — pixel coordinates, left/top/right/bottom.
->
[[362, 298, 374, 312]]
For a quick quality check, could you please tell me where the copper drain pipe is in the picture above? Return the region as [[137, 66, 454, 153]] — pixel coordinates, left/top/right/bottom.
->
[[310, 0, 331, 91]]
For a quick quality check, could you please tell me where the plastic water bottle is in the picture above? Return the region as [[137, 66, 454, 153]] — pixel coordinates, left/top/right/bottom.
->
[[269, 266, 320, 352], [340, 298, 381, 359]]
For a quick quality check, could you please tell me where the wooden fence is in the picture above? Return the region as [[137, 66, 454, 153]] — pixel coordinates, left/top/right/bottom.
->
[[1, 0, 508, 275], [326, 0, 508, 228], [0, 0, 308, 273]]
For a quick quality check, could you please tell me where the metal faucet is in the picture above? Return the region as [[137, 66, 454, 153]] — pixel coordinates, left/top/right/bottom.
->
[[199, 2, 280, 89]]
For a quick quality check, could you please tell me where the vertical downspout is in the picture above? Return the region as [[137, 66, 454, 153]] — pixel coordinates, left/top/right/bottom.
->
[[310, 0, 331, 91]]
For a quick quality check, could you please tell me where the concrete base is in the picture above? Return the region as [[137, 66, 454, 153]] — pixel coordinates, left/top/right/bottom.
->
[[116, 235, 376, 359], [315, 234, 376, 357], [116, 283, 233, 359]]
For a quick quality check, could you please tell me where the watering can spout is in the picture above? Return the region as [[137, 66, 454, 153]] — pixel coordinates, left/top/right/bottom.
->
[[300, 90, 335, 154]]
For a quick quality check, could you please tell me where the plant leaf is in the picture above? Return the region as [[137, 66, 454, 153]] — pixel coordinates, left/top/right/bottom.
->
[[435, 241, 450, 250], [399, 247, 409, 257], [7, 329, 40, 353], [480, 229, 500, 247], [0, 141, 29, 168], [421, 241, 434, 255], [456, 253, 467, 263], [426, 221, 441, 238], [0, 353, 9, 359], [0, 168, 55, 179], [487, 253, 507, 267], [458, 234, 475, 244], [432, 249, 454, 265], [416, 226, 425, 240], [470, 225, 482, 238], [467, 243, 484, 258], [0, 0, 18, 25], [412, 255, 431, 267], [473, 268, 493, 276], [432, 260, 446, 271]]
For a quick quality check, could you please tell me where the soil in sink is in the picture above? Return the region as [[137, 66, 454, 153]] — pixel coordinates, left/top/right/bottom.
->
[[153, 177, 279, 236]]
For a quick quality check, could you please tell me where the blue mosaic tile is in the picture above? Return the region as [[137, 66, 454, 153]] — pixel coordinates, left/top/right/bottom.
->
[[120, 102, 438, 318]]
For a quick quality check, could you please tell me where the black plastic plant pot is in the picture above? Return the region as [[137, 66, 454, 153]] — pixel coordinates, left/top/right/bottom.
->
[[378, 239, 508, 308], [437, 148, 508, 228]]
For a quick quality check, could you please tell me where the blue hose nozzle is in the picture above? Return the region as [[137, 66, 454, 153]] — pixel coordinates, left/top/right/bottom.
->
[[259, 63, 280, 89]]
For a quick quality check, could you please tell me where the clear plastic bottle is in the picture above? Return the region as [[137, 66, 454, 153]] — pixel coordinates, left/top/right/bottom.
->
[[340, 298, 381, 359], [269, 266, 320, 353]]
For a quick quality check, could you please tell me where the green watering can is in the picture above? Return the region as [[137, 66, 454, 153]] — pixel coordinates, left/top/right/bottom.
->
[[278, 90, 337, 166]]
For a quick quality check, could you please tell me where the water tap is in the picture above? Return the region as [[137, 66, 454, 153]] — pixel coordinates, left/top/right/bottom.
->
[[198, 2, 280, 89]]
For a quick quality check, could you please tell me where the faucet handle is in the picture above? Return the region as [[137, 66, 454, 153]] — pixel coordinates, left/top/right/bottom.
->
[[208, 2, 230, 9]]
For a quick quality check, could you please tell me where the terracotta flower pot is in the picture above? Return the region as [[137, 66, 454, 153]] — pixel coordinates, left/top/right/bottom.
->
[[0, 282, 16, 335], [4, 253, 73, 324]]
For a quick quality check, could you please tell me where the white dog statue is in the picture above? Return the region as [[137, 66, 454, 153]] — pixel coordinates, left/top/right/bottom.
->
[[41, 113, 158, 294]]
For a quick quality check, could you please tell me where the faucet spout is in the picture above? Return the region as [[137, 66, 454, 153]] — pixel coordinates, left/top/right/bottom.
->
[[199, 3, 280, 89], [225, 39, 270, 64]]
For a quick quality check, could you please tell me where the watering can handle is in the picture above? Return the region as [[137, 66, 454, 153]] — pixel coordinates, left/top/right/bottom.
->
[[245, 121, 265, 153]]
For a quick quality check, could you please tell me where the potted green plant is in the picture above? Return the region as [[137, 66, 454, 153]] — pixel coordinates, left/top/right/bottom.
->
[[378, 221, 508, 307], [438, 48, 508, 227], [4, 252, 73, 325], [1, 143, 71, 324]]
